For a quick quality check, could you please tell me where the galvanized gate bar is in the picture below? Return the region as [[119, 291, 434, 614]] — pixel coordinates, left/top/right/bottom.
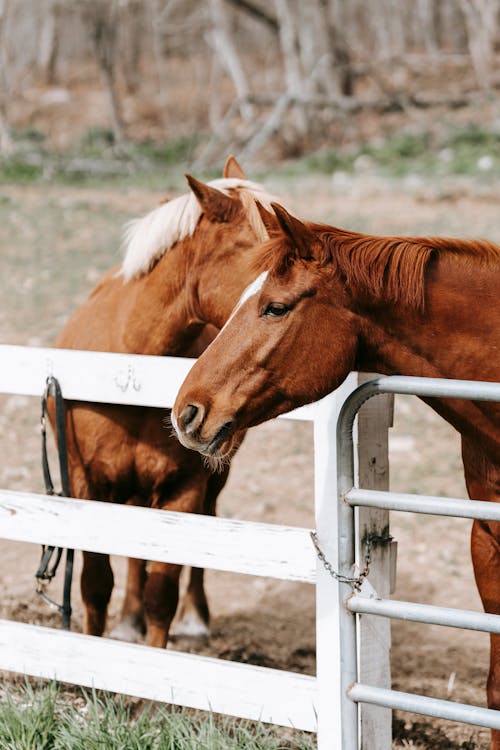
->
[[347, 488, 500, 521], [336, 375, 500, 748], [353, 375, 500, 402], [348, 594, 500, 633], [348, 684, 500, 731]]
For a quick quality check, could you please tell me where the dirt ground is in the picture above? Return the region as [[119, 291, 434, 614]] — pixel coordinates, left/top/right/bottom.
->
[[1, 173, 499, 748]]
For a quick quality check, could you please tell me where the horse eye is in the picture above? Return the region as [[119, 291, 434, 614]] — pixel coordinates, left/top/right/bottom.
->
[[263, 302, 289, 318]]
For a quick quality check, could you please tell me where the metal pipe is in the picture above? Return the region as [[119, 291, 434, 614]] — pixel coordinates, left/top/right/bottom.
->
[[348, 683, 500, 730], [357, 375, 500, 402], [347, 488, 500, 521], [336, 376, 500, 485], [348, 594, 500, 633], [335, 375, 500, 746], [336, 399, 359, 748]]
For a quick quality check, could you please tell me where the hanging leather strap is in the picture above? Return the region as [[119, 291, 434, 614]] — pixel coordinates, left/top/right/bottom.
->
[[37, 376, 74, 630]]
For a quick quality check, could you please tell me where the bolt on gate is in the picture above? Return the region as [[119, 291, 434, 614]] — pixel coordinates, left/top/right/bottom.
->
[[333, 375, 500, 749]]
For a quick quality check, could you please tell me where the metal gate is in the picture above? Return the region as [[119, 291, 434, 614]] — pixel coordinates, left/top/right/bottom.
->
[[334, 375, 500, 748]]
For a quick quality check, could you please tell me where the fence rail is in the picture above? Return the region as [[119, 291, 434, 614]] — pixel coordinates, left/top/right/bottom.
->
[[0, 345, 320, 420], [0, 489, 315, 583], [0, 618, 317, 730], [3, 344, 383, 745]]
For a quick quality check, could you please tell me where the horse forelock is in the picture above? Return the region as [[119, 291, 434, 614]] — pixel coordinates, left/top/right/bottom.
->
[[119, 178, 276, 282], [252, 225, 500, 312]]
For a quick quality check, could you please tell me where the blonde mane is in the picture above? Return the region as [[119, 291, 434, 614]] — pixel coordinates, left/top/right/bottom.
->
[[120, 178, 276, 282]]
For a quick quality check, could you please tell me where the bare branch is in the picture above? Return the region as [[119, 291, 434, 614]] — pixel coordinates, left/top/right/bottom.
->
[[224, 0, 278, 32]]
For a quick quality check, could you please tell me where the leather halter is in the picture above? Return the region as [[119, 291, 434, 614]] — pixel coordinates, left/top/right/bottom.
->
[[37, 376, 74, 630]]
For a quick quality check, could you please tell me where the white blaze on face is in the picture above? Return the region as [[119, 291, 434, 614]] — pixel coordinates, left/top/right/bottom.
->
[[222, 271, 269, 332], [172, 271, 269, 434]]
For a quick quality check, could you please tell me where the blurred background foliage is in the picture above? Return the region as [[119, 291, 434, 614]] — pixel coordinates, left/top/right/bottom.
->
[[0, 0, 500, 184]]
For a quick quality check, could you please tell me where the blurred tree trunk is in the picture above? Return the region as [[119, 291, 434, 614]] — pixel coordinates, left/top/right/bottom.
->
[[82, 0, 125, 145], [38, 0, 60, 86], [120, 0, 143, 94], [149, 0, 171, 137], [274, 0, 302, 98], [0, 0, 13, 155], [0, 105, 12, 156], [210, 0, 254, 122], [37, 0, 60, 84], [318, 0, 354, 96], [459, 0, 498, 87], [208, 55, 225, 138], [416, 0, 439, 55], [274, 0, 307, 136]]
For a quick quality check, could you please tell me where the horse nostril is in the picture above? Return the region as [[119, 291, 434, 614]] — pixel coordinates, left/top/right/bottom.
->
[[180, 403, 204, 434]]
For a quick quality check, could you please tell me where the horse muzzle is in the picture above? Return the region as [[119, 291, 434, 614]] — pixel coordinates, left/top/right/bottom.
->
[[172, 402, 236, 458]]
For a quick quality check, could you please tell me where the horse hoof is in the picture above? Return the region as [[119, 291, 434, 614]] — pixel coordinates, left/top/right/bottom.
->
[[109, 615, 145, 643], [170, 611, 210, 644]]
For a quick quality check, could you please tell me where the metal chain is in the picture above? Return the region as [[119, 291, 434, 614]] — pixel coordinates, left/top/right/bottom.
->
[[310, 530, 393, 591]]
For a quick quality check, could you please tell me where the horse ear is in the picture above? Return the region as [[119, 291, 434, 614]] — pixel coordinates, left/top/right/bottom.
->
[[271, 203, 319, 260], [256, 201, 280, 237], [223, 155, 245, 179], [185, 174, 237, 222]]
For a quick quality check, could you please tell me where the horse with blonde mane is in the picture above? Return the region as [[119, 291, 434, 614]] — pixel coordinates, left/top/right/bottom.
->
[[53, 157, 277, 648], [173, 204, 500, 747]]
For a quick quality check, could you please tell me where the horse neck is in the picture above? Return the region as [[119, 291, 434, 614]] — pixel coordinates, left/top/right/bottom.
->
[[354, 253, 500, 454], [356, 254, 498, 380], [123, 247, 199, 355], [118, 226, 258, 355]]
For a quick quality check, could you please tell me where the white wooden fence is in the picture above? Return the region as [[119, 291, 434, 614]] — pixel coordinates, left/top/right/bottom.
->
[[0, 345, 393, 749]]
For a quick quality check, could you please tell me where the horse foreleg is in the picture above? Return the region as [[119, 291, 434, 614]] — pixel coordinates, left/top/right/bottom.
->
[[464, 439, 500, 750], [81, 551, 114, 636], [170, 470, 228, 643], [68, 463, 114, 637], [109, 557, 147, 642], [471, 518, 500, 750], [144, 561, 183, 648], [109, 497, 149, 642], [170, 565, 210, 642]]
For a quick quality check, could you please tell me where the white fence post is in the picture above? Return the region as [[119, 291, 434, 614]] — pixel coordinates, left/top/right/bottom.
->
[[356, 374, 394, 749]]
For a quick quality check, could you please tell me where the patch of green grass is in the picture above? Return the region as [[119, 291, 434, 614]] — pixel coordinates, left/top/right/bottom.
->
[[0, 156, 43, 183], [361, 132, 433, 176], [277, 125, 500, 180], [80, 127, 116, 151], [12, 127, 46, 144], [132, 136, 201, 167], [0, 130, 206, 190], [0, 681, 58, 749], [2, 123, 500, 187], [278, 148, 354, 176], [0, 681, 316, 750]]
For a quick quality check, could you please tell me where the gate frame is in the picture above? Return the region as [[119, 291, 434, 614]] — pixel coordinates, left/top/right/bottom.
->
[[335, 375, 500, 748]]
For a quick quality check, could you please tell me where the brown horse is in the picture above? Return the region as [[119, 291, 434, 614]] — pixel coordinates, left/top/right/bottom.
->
[[173, 204, 500, 746], [53, 157, 277, 648]]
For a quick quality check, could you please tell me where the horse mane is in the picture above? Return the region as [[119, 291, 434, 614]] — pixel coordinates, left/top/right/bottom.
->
[[120, 178, 276, 282], [253, 225, 500, 311]]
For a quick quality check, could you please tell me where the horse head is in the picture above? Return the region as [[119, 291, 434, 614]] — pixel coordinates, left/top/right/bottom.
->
[[172, 204, 359, 459]]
